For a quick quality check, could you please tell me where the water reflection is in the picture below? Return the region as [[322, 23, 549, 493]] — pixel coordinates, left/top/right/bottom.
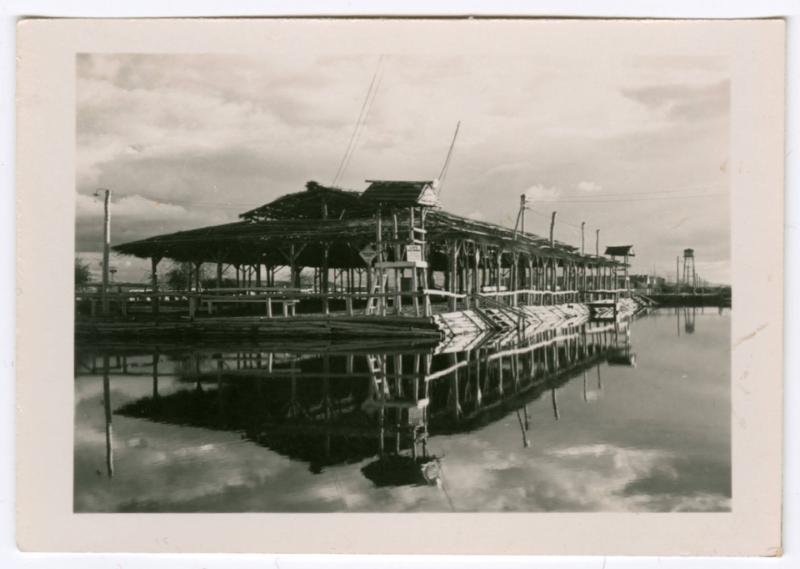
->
[[75, 309, 731, 512], [81, 321, 634, 486]]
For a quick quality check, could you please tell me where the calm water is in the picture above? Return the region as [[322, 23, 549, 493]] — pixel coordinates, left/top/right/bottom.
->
[[74, 308, 730, 512]]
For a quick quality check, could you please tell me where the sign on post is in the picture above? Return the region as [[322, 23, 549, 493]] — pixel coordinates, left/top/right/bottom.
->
[[405, 244, 423, 263], [359, 244, 378, 266]]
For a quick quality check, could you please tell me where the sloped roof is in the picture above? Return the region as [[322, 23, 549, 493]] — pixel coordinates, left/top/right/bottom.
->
[[239, 181, 370, 221], [361, 180, 440, 207], [115, 181, 621, 268], [605, 245, 635, 256]]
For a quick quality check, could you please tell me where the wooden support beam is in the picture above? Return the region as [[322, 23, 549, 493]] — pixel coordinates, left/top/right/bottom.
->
[[194, 261, 202, 292], [151, 256, 161, 315], [449, 241, 460, 311]]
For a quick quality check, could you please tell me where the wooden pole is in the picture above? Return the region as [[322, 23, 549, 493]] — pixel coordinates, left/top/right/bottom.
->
[[549, 212, 557, 292], [99, 189, 112, 316], [376, 208, 384, 314], [102, 355, 114, 478], [289, 244, 298, 288], [392, 210, 401, 313], [581, 221, 585, 255], [595, 229, 600, 257], [151, 256, 160, 315]]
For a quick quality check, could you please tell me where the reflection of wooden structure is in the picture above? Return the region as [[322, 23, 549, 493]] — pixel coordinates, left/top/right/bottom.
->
[[606, 324, 637, 367], [87, 316, 636, 478]]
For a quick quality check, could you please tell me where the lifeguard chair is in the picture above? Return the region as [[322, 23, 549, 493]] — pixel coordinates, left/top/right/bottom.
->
[[604, 245, 635, 291], [360, 180, 439, 316]]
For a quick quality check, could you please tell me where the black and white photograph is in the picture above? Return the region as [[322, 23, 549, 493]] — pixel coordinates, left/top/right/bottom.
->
[[13, 16, 786, 556], [73, 45, 733, 514]]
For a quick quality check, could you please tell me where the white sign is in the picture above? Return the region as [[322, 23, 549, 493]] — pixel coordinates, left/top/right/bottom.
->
[[405, 244, 423, 263], [359, 245, 378, 265]]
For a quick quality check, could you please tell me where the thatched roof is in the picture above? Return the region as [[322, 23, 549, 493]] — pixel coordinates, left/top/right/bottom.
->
[[114, 181, 620, 268], [605, 245, 634, 256], [361, 180, 439, 207], [239, 181, 371, 221]]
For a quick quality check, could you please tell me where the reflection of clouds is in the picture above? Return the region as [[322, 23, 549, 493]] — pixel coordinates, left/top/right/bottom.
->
[[413, 440, 730, 513], [74, 312, 730, 513], [74, 411, 731, 513]]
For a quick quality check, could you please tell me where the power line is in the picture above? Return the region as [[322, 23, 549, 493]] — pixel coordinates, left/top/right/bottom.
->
[[336, 62, 384, 185], [436, 121, 461, 197], [331, 56, 384, 187], [530, 192, 726, 204]]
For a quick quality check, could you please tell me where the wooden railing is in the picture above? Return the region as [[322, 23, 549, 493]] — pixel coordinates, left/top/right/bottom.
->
[[75, 285, 632, 319]]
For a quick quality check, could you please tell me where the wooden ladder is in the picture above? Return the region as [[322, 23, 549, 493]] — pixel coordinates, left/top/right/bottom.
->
[[365, 354, 389, 399], [365, 272, 389, 315]]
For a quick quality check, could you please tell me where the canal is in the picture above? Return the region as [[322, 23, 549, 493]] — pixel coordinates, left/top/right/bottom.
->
[[73, 307, 730, 512]]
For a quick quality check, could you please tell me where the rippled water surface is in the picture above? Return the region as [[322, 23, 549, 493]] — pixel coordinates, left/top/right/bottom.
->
[[74, 308, 730, 512]]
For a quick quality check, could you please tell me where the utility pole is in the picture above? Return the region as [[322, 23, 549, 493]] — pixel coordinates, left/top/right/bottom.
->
[[520, 194, 526, 234], [581, 222, 585, 255], [549, 212, 557, 291], [95, 188, 112, 316], [595, 229, 599, 257], [676, 256, 680, 287]]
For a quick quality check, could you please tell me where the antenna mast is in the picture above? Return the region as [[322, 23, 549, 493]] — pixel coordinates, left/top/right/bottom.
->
[[436, 121, 461, 197]]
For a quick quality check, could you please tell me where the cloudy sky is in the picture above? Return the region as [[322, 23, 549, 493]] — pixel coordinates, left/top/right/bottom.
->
[[76, 52, 730, 283]]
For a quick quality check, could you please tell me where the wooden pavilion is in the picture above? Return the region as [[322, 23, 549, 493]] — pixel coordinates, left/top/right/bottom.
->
[[111, 180, 625, 318]]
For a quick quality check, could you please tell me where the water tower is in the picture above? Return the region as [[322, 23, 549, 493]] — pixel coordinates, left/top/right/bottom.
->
[[682, 248, 696, 290]]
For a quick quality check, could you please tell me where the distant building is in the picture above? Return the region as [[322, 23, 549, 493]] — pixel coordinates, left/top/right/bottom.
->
[[629, 274, 665, 293]]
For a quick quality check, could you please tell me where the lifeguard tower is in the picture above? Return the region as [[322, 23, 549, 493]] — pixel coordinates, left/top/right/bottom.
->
[[360, 180, 439, 316]]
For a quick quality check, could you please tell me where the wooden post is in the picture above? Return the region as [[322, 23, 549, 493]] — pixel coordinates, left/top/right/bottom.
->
[[152, 350, 160, 400], [549, 212, 557, 293], [289, 244, 298, 288], [376, 209, 385, 315], [99, 189, 112, 316], [194, 262, 202, 291], [151, 256, 160, 315], [595, 229, 600, 257], [581, 221, 585, 255], [624, 253, 629, 291], [412, 266, 420, 316], [321, 244, 330, 314], [102, 355, 114, 478], [472, 246, 481, 308], [346, 294, 354, 316], [449, 241, 459, 311], [480, 245, 487, 290], [392, 210, 402, 313], [216, 261, 223, 288], [510, 252, 519, 307], [495, 249, 502, 292]]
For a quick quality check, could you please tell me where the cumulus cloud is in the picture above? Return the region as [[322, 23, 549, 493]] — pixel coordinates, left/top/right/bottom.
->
[[577, 181, 602, 193], [524, 184, 560, 202], [76, 52, 732, 283], [620, 80, 730, 122]]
